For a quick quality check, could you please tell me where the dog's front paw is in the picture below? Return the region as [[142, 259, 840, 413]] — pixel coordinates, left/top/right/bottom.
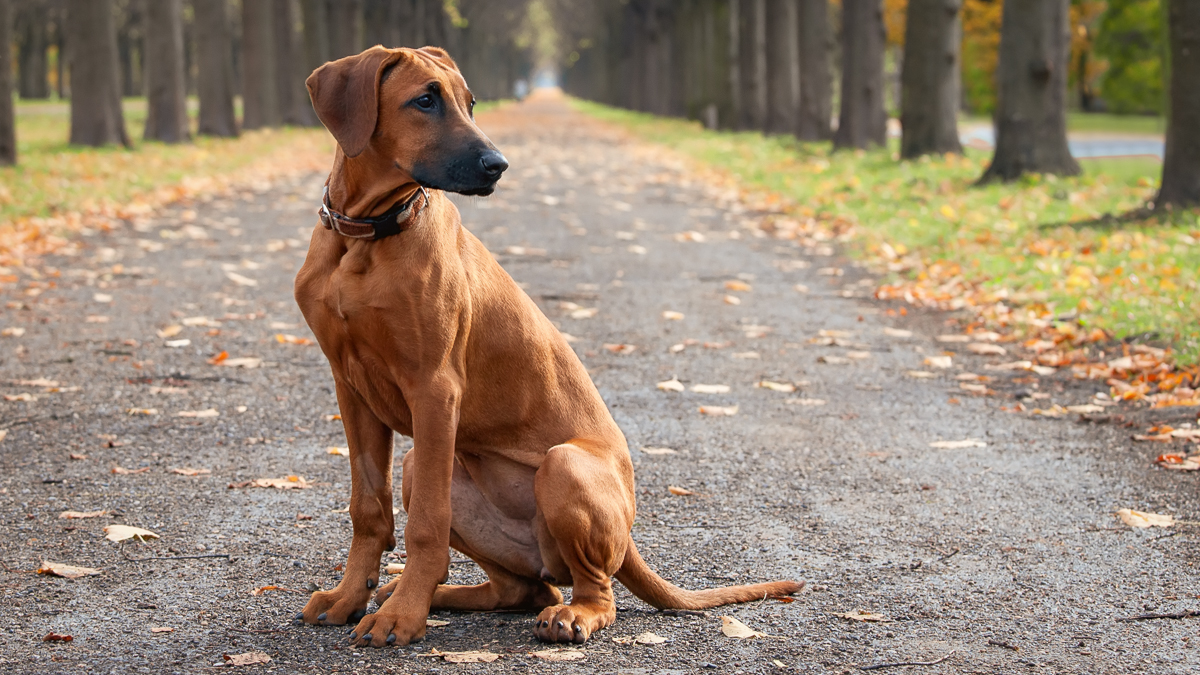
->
[[295, 587, 371, 626], [533, 604, 597, 644], [349, 606, 427, 647]]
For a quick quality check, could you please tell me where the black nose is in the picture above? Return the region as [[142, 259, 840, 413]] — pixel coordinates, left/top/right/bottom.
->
[[480, 151, 509, 178]]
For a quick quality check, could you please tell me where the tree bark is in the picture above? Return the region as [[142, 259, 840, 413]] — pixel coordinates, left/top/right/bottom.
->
[[194, 0, 238, 137], [834, 0, 887, 149], [15, 0, 50, 99], [143, 0, 190, 143], [273, 0, 315, 125], [734, 0, 766, 130], [1156, 0, 1200, 209], [979, 0, 1078, 182], [241, 0, 279, 129], [117, 0, 144, 97], [765, 0, 799, 134], [899, 0, 963, 159], [67, 0, 129, 147], [327, 0, 362, 58], [0, 0, 16, 165], [797, 0, 832, 140], [300, 0, 330, 71]]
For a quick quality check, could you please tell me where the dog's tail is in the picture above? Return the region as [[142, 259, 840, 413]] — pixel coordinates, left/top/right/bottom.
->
[[614, 538, 803, 610]]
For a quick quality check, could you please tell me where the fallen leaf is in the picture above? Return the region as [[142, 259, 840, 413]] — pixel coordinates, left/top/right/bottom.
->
[[324, 414, 342, 421], [425, 618, 449, 627], [723, 294, 741, 305], [819, 329, 854, 338], [569, 307, 599, 319], [275, 333, 313, 346], [668, 486, 695, 496], [59, 510, 106, 519], [845, 350, 872, 360], [1065, 404, 1106, 414], [785, 398, 826, 406], [732, 351, 760, 359], [604, 343, 638, 355], [225, 271, 258, 287], [720, 616, 765, 639], [883, 327, 912, 338], [0, 430, 6, 443], [906, 370, 937, 378], [699, 405, 738, 416], [103, 524, 159, 542], [2, 327, 26, 337], [641, 447, 677, 455], [818, 355, 850, 365], [936, 335, 971, 343], [1116, 509, 1174, 528], [177, 409, 219, 418], [560, 332, 580, 343], [229, 476, 312, 490], [69, 453, 87, 460], [223, 652, 271, 666], [221, 357, 263, 368], [86, 315, 110, 323], [929, 439, 986, 449], [4, 393, 35, 401], [385, 563, 406, 574], [183, 316, 219, 327], [794, 284, 809, 293], [724, 280, 752, 292], [529, 649, 585, 662], [924, 356, 953, 369], [435, 649, 500, 663], [170, 467, 211, 476], [150, 627, 174, 634], [756, 381, 796, 393], [93, 293, 113, 303], [37, 562, 102, 579], [327, 446, 349, 457], [613, 631, 668, 645], [14, 377, 58, 387], [207, 351, 229, 365], [837, 609, 890, 622], [656, 378, 685, 392], [42, 632, 73, 643], [164, 339, 191, 348], [662, 311, 685, 320], [691, 383, 730, 394], [111, 466, 151, 474], [156, 325, 183, 338], [968, 343, 1007, 356]]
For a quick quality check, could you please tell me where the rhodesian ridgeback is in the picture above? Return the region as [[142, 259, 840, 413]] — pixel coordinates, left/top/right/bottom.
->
[[293, 45, 803, 647]]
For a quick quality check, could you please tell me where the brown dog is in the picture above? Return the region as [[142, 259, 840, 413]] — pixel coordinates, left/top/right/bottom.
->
[[293, 45, 803, 648]]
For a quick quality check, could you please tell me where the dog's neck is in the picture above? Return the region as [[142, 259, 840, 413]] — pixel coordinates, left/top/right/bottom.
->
[[326, 148, 424, 220]]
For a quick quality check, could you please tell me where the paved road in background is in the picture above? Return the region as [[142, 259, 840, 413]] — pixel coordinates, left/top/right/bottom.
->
[[959, 125, 1165, 159], [1, 94, 1197, 674]]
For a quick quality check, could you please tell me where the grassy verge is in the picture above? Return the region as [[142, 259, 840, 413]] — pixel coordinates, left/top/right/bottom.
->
[[573, 99, 1200, 364]]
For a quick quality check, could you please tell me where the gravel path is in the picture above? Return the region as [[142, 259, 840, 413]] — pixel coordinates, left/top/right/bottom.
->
[[1, 95, 1197, 674]]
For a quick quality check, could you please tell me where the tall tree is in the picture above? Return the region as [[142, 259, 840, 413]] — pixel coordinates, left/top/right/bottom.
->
[[328, 0, 363, 58], [241, 0, 279, 129], [274, 0, 316, 125], [117, 0, 144, 97], [797, 0, 832, 140], [144, 0, 190, 143], [15, 0, 50, 99], [0, 0, 16, 165], [899, 0, 963, 159], [1155, 0, 1200, 209], [194, 0, 238, 137], [834, 0, 887, 149], [764, 0, 798, 135], [301, 0, 330, 74], [67, 0, 129, 147], [734, 0, 766, 130], [979, 0, 1078, 182]]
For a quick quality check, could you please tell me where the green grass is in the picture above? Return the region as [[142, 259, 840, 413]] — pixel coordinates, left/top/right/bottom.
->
[[574, 99, 1200, 364]]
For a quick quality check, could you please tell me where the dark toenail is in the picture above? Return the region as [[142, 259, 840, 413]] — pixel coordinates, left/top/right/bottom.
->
[[540, 620, 548, 628], [294, 612, 304, 621], [556, 620, 564, 629], [385, 592, 392, 598], [317, 613, 327, 622], [386, 634, 396, 644], [367, 578, 375, 589], [362, 633, 373, 641], [348, 631, 356, 639]]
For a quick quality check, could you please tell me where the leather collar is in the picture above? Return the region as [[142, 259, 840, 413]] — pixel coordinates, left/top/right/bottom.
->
[[318, 185, 430, 240]]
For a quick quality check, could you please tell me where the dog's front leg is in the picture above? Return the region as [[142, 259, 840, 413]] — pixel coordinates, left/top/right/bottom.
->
[[350, 374, 460, 647], [298, 380, 395, 626]]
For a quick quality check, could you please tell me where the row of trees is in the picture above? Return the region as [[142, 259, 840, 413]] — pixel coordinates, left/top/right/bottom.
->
[[555, 0, 1198, 209], [0, 0, 534, 166]]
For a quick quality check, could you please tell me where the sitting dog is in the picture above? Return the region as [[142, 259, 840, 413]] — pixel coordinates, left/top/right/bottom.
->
[[293, 45, 803, 647]]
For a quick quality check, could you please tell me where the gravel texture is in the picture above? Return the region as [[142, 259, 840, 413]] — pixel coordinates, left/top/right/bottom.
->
[[1, 96, 1198, 674]]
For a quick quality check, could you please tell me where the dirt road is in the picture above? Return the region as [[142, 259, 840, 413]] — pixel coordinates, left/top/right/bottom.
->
[[1, 94, 1197, 674]]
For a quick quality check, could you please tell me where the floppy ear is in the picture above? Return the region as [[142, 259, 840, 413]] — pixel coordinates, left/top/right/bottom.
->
[[306, 46, 407, 158], [416, 46, 460, 73]]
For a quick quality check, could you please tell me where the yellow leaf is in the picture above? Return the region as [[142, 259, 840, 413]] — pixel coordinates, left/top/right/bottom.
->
[[1116, 509, 1173, 528]]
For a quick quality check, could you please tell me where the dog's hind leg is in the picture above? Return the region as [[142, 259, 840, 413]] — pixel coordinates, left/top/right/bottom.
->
[[530, 441, 636, 644], [298, 382, 396, 626]]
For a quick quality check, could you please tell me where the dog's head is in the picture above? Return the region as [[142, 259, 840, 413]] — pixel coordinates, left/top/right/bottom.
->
[[306, 46, 508, 196]]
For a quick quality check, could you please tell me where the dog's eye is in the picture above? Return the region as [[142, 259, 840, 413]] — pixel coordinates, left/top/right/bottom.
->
[[414, 94, 436, 110]]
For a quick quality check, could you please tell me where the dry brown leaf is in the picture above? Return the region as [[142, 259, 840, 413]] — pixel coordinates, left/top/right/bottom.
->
[[1065, 404, 1105, 414], [818, 355, 850, 365], [699, 405, 738, 416], [929, 439, 986, 449], [613, 631, 668, 645], [724, 280, 752, 292], [690, 383, 730, 394], [4, 393, 36, 402], [837, 609, 890, 622], [569, 307, 599, 319], [275, 333, 313, 345], [723, 294, 741, 305], [177, 409, 219, 418], [42, 632, 73, 642], [967, 343, 1007, 356], [924, 356, 953, 369], [170, 467, 211, 476], [223, 652, 271, 666], [936, 334, 971, 343], [667, 486, 695, 496], [1116, 509, 1174, 528], [323, 414, 342, 421], [530, 649, 585, 662], [845, 350, 872, 360], [221, 357, 263, 369], [656, 378, 685, 392], [785, 398, 826, 406], [906, 370, 937, 378], [0, 430, 6, 443], [720, 616, 765, 639], [229, 476, 312, 490], [103, 524, 159, 542], [434, 649, 500, 663], [150, 627, 174, 634], [59, 510, 106, 519], [111, 466, 151, 474], [225, 271, 258, 287], [156, 325, 183, 338], [69, 452, 87, 460], [662, 310, 685, 320], [385, 563, 406, 574], [883, 327, 912, 338], [641, 447, 677, 455], [604, 343, 638, 355], [326, 446, 349, 457], [14, 377, 58, 387], [756, 380, 796, 393], [37, 561, 102, 579], [2, 327, 26, 337], [126, 408, 158, 416]]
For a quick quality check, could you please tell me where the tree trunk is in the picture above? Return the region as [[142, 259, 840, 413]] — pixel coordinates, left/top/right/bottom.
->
[[979, 0, 1078, 182], [194, 0, 238, 137], [734, 0, 766, 130], [1156, 0, 1200, 209], [16, 0, 50, 99], [797, 0, 832, 140], [899, 0, 963, 159], [834, 0, 887, 149], [117, 0, 143, 97], [0, 0, 16, 165], [67, 0, 128, 147], [765, 0, 799, 134], [273, 0, 315, 125], [241, 0, 279, 129], [327, 0, 362, 58], [143, 0, 189, 143], [300, 0, 330, 71]]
